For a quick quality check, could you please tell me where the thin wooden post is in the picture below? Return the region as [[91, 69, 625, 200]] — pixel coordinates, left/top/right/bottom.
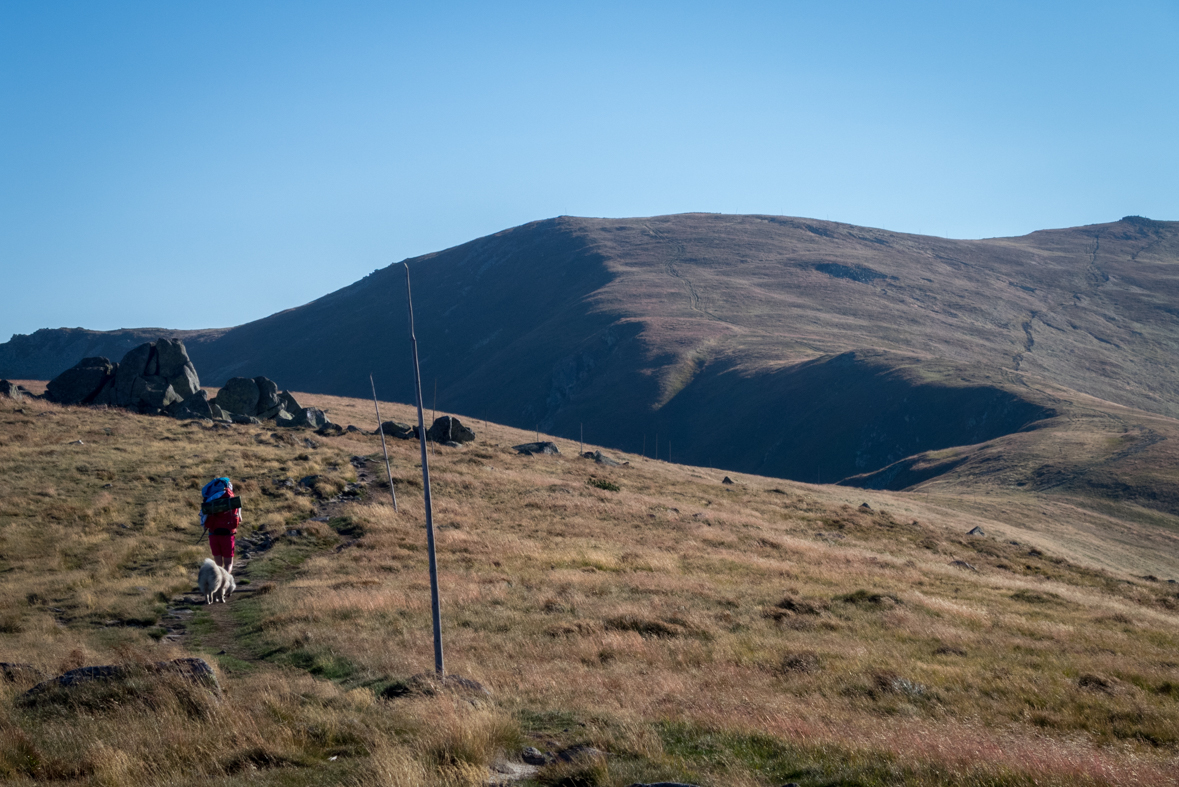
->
[[404, 263, 444, 677], [369, 374, 398, 513]]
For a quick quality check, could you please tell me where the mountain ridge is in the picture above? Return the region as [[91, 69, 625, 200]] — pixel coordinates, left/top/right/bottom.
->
[[5, 213, 1179, 511]]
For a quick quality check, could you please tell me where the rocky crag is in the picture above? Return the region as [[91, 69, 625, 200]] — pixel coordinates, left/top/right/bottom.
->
[[43, 339, 329, 429]]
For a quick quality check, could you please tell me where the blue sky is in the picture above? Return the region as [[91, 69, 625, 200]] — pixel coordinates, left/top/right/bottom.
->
[[2, 1, 1176, 341]]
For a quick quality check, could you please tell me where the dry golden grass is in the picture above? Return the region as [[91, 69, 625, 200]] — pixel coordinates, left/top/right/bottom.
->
[[1, 391, 1178, 785]]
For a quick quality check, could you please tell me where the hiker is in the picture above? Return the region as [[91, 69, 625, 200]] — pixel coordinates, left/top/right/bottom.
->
[[200, 477, 241, 574]]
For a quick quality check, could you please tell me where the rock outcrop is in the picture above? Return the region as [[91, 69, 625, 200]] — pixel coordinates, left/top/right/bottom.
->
[[45, 340, 200, 413], [376, 420, 415, 439], [426, 415, 476, 444], [0, 380, 27, 401], [43, 339, 331, 428], [211, 376, 326, 428], [44, 357, 115, 405]]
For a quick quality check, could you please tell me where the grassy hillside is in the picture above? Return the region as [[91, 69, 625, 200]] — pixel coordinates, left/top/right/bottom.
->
[[2, 391, 1178, 785], [5, 214, 1178, 503]]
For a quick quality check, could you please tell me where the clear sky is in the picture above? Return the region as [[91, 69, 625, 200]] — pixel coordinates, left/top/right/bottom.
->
[[2, 1, 1176, 342]]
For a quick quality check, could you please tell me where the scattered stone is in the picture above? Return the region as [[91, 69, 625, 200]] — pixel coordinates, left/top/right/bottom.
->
[[521, 747, 548, 765], [1028, 549, 1043, 557], [167, 389, 214, 420], [303, 437, 318, 449], [18, 658, 219, 707], [721, 476, 734, 485], [443, 440, 462, 448], [68, 439, 84, 445], [376, 420, 415, 439], [967, 526, 985, 536], [231, 413, 262, 425], [582, 450, 620, 466], [274, 410, 296, 428], [513, 441, 560, 455], [292, 407, 330, 429], [298, 475, 321, 489], [0, 380, 24, 401], [426, 415, 476, 443], [316, 423, 345, 437], [859, 502, 872, 510], [950, 560, 978, 571], [345, 425, 362, 433]]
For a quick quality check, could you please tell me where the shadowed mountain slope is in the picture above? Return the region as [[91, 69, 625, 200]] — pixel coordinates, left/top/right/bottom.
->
[[6, 214, 1179, 508]]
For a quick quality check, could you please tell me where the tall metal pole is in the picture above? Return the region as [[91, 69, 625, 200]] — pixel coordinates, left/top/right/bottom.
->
[[369, 374, 398, 513], [404, 263, 444, 677]]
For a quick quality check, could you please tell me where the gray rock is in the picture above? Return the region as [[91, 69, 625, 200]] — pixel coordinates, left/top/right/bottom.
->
[[345, 425, 362, 433], [112, 343, 154, 405], [130, 375, 182, 412], [167, 390, 214, 420], [210, 403, 229, 421], [521, 746, 548, 765], [377, 420, 415, 439], [215, 377, 260, 417], [279, 390, 301, 414], [316, 423, 345, 436], [274, 409, 296, 427], [18, 658, 219, 707], [254, 377, 282, 418], [0, 380, 24, 401], [583, 450, 619, 466], [513, 441, 560, 455], [45, 357, 115, 405], [721, 476, 734, 485], [292, 407, 329, 429], [155, 339, 200, 398], [967, 526, 985, 536], [231, 413, 262, 425], [427, 415, 476, 443]]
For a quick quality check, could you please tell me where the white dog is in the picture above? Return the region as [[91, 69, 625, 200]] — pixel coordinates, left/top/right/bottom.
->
[[198, 558, 235, 604], [218, 564, 236, 602]]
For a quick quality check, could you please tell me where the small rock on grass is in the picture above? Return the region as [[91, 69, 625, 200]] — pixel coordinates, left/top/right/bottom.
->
[[521, 746, 547, 765]]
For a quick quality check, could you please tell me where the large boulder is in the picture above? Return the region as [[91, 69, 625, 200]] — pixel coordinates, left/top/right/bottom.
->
[[168, 390, 214, 420], [279, 390, 301, 413], [155, 339, 200, 398], [214, 377, 260, 417], [45, 357, 115, 405], [110, 343, 154, 406], [130, 375, 183, 412], [291, 407, 330, 429], [0, 380, 25, 401], [254, 377, 282, 418], [426, 415, 476, 444], [376, 420, 415, 439]]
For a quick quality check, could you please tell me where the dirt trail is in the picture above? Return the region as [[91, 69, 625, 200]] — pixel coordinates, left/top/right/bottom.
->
[[160, 455, 380, 664]]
